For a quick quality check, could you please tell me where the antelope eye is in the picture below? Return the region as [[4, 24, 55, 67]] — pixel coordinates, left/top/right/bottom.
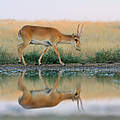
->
[[75, 39, 78, 42]]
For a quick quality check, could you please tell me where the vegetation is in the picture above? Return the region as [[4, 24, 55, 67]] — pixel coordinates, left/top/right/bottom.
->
[[0, 47, 17, 64], [86, 49, 120, 63], [0, 20, 120, 64], [0, 47, 119, 64]]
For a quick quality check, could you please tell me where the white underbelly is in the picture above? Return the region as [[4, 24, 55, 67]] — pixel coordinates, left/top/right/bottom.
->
[[30, 40, 52, 46], [57, 41, 72, 44], [30, 89, 52, 96]]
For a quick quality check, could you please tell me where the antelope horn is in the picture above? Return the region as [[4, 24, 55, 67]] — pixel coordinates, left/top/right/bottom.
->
[[77, 24, 80, 34], [79, 96, 84, 111], [77, 24, 84, 37], [77, 98, 80, 111]]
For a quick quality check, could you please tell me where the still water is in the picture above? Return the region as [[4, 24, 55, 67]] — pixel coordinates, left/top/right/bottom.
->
[[0, 69, 120, 119]]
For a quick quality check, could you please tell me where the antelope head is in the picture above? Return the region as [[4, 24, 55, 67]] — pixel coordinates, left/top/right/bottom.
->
[[72, 24, 84, 51], [72, 84, 84, 111]]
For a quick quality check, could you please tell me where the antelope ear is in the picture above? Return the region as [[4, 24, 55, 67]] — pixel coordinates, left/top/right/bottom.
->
[[72, 33, 74, 37], [76, 33, 80, 38]]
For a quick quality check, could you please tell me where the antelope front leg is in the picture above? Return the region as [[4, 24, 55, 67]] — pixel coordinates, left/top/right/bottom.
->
[[38, 47, 49, 65], [50, 70, 63, 94], [53, 45, 65, 65], [38, 70, 49, 89]]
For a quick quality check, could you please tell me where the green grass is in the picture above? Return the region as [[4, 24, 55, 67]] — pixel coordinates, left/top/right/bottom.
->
[[86, 49, 120, 63], [0, 47, 120, 64], [24, 48, 83, 64]]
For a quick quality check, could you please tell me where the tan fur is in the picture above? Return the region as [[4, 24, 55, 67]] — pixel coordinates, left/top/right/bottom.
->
[[18, 70, 82, 109], [17, 24, 84, 65]]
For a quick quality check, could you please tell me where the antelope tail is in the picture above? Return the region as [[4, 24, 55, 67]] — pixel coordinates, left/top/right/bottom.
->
[[18, 29, 22, 40]]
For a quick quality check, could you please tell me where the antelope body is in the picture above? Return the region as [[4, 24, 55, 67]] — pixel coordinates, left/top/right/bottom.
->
[[17, 24, 84, 65], [18, 70, 83, 110]]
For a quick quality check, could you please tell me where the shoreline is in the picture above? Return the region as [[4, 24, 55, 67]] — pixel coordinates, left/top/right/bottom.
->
[[0, 63, 120, 73]]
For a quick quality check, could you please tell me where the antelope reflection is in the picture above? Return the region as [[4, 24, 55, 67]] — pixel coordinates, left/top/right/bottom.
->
[[18, 70, 83, 110]]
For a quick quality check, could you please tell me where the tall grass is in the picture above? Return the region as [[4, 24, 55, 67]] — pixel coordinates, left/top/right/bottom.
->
[[0, 20, 120, 57], [0, 20, 120, 64], [0, 47, 17, 64]]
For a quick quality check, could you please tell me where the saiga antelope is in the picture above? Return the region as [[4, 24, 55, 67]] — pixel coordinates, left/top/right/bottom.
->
[[18, 70, 83, 110], [17, 24, 84, 65]]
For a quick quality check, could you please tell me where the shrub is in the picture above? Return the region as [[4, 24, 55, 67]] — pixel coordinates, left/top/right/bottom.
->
[[95, 49, 120, 63]]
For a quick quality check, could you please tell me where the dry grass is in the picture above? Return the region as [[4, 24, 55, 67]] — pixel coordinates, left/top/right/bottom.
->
[[0, 20, 120, 58]]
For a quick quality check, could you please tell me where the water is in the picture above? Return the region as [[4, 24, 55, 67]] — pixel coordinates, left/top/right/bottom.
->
[[0, 69, 120, 120]]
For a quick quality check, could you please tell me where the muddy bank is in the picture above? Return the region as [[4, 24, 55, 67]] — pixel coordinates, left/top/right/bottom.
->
[[0, 63, 120, 73]]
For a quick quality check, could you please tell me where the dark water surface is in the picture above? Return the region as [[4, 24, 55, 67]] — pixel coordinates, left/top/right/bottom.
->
[[0, 69, 120, 120]]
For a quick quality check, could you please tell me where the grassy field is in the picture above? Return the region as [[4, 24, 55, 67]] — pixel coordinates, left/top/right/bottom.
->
[[0, 20, 120, 64]]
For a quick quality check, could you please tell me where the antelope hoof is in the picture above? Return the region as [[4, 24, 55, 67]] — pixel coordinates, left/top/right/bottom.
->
[[18, 60, 23, 65], [18, 61, 21, 64], [23, 62, 27, 66], [61, 62, 65, 66], [38, 62, 42, 66]]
